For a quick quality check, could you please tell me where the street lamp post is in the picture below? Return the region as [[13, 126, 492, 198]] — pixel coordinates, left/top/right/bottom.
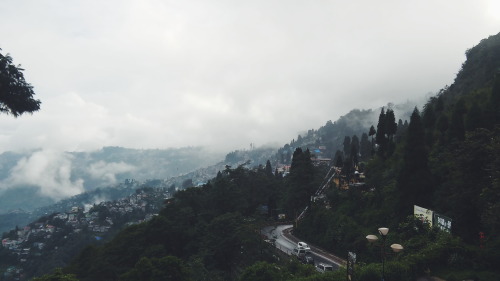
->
[[366, 227, 403, 281]]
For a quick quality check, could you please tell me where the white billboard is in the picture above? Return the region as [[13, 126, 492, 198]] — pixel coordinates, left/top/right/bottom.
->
[[414, 205, 433, 227]]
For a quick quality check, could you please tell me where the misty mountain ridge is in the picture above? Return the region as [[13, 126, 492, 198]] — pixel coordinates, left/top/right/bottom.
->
[[2, 31, 498, 281], [277, 97, 426, 162], [57, 32, 499, 281], [0, 146, 225, 214], [0, 98, 425, 216], [0, 181, 141, 234], [0, 146, 281, 233]]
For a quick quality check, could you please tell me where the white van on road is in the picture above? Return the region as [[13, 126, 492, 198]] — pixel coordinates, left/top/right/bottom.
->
[[293, 247, 306, 258], [316, 263, 334, 273], [297, 242, 311, 252]]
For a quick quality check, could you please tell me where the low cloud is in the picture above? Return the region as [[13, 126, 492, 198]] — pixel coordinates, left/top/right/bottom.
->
[[83, 194, 109, 212], [88, 161, 136, 186], [0, 150, 138, 202], [0, 149, 84, 200], [0, 1, 497, 154]]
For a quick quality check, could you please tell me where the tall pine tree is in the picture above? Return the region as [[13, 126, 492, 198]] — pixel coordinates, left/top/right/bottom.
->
[[385, 109, 397, 156], [343, 136, 351, 159], [376, 108, 388, 158], [369, 125, 376, 156], [397, 107, 434, 215], [285, 148, 315, 216], [360, 133, 371, 161]]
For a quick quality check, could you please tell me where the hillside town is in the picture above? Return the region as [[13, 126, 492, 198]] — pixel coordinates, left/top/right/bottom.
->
[[1, 187, 170, 281]]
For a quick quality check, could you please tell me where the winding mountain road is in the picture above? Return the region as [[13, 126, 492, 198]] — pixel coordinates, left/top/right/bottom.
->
[[260, 166, 347, 270], [261, 224, 346, 270]]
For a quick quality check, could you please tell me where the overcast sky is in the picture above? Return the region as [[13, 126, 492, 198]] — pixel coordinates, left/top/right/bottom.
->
[[0, 0, 499, 154]]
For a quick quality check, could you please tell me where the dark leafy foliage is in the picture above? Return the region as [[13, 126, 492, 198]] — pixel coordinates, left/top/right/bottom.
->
[[0, 49, 41, 116], [31, 268, 79, 281]]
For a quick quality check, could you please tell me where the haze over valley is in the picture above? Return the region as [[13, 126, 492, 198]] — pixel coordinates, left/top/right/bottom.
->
[[0, 1, 499, 281]]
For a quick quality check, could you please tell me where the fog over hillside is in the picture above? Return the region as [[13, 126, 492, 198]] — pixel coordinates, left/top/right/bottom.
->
[[0, 147, 224, 213], [0, 96, 426, 214]]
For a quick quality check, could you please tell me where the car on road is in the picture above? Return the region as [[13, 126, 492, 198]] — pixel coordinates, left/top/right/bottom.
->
[[299, 255, 314, 265], [293, 247, 306, 258], [297, 241, 311, 253], [316, 263, 333, 273]]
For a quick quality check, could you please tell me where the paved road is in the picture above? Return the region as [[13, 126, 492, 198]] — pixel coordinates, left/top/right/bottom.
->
[[261, 224, 343, 270], [262, 225, 442, 281]]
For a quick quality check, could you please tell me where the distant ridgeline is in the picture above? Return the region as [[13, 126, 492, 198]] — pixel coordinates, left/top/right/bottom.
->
[[274, 100, 421, 167], [0, 146, 225, 214], [0, 181, 141, 234]]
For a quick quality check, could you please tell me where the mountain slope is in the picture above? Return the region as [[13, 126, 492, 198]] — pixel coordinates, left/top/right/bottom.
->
[[7, 32, 500, 281], [61, 32, 500, 281], [294, 32, 500, 280]]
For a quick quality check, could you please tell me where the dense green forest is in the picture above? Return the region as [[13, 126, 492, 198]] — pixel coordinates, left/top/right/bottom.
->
[[294, 32, 500, 280], [30, 32, 500, 281], [58, 155, 330, 281]]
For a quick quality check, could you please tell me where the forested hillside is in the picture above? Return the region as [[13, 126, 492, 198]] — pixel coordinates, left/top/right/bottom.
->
[[273, 100, 419, 166], [1, 186, 168, 279], [25, 32, 500, 281], [60, 156, 329, 281], [294, 32, 500, 280]]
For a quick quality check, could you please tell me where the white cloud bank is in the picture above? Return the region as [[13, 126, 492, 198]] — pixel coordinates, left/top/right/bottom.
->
[[0, 149, 140, 201], [88, 160, 136, 186], [0, 150, 84, 200], [0, 0, 498, 154]]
